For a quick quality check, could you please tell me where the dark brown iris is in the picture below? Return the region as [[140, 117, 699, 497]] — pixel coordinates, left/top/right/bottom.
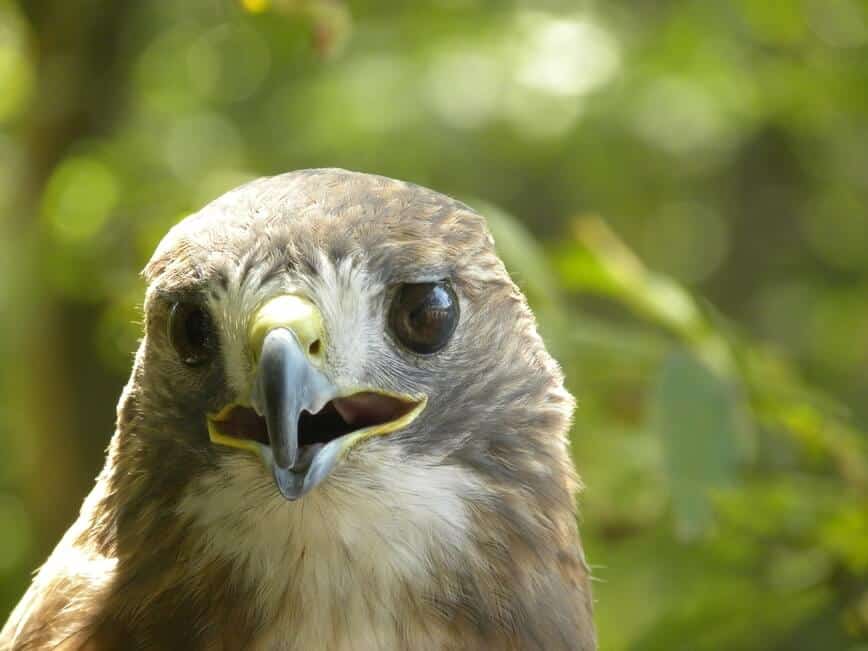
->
[[388, 281, 459, 354], [167, 302, 216, 366]]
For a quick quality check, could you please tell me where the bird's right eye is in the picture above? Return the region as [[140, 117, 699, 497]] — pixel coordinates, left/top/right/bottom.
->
[[168, 302, 216, 367]]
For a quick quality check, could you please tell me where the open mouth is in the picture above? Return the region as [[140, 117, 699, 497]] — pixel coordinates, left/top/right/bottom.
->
[[217, 295, 428, 500], [208, 391, 424, 464]]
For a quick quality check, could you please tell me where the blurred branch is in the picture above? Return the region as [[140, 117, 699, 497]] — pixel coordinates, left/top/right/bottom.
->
[[8, 0, 140, 554], [16, 0, 137, 198], [568, 216, 868, 493], [571, 216, 735, 377]]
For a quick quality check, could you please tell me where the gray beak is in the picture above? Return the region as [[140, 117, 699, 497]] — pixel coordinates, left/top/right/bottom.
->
[[252, 328, 338, 500], [206, 294, 426, 500]]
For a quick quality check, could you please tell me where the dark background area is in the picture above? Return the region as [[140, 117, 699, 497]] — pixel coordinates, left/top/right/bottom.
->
[[0, 1, 866, 648]]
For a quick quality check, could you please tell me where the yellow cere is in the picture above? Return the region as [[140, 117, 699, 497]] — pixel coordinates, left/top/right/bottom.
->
[[248, 294, 324, 364]]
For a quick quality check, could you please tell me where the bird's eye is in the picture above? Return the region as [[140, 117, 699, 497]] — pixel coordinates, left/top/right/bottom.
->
[[167, 302, 216, 367], [388, 282, 459, 355]]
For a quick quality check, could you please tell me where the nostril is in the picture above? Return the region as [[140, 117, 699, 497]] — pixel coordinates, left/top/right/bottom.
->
[[308, 339, 322, 357]]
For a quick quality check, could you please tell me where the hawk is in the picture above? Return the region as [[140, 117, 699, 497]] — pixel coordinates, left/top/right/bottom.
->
[[2, 169, 595, 650]]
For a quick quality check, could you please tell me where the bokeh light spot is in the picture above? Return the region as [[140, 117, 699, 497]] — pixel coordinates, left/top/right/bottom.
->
[[242, 0, 269, 14], [164, 112, 245, 180], [42, 157, 119, 243], [642, 202, 730, 284], [425, 48, 501, 129], [0, 4, 34, 123], [633, 79, 729, 155], [808, 0, 868, 48], [515, 13, 620, 97]]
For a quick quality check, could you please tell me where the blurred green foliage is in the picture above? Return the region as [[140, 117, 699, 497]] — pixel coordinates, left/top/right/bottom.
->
[[1, 0, 866, 648]]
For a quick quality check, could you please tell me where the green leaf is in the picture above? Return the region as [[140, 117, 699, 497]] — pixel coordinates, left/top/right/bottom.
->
[[651, 349, 747, 540]]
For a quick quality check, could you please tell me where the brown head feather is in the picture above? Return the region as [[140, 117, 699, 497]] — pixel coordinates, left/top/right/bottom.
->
[[2, 169, 594, 650]]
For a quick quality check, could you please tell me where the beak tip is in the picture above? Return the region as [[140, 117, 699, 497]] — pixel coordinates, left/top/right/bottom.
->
[[272, 465, 304, 501], [270, 441, 342, 501]]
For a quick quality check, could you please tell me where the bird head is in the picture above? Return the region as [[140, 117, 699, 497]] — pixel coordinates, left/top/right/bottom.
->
[[120, 169, 576, 558], [3, 169, 592, 651]]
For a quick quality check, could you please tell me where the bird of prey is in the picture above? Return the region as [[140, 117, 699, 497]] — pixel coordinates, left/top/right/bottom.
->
[[2, 169, 595, 650]]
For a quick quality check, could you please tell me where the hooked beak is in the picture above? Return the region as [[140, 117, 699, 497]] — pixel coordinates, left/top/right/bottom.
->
[[207, 295, 426, 500]]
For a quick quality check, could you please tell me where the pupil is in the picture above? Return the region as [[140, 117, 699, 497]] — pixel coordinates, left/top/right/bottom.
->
[[186, 310, 206, 346], [410, 304, 430, 330], [168, 302, 214, 366]]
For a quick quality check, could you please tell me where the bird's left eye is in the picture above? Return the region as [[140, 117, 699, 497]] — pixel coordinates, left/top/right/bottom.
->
[[388, 281, 459, 355], [168, 302, 216, 367]]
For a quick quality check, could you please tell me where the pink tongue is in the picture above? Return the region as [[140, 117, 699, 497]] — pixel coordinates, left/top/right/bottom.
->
[[332, 392, 409, 429]]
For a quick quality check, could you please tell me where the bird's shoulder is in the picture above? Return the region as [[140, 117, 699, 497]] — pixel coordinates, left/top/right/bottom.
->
[[0, 522, 121, 651]]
